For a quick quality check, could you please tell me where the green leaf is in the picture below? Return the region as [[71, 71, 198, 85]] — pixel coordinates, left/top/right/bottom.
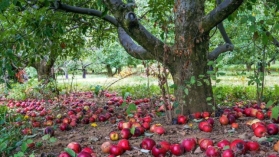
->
[[49, 137, 57, 143], [21, 142, 28, 152], [130, 127, 135, 135], [173, 101, 179, 108], [26, 139, 33, 144], [42, 134, 50, 140], [197, 81, 202, 86], [223, 145, 230, 150], [126, 103, 137, 115], [206, 97, 212, 101], [160, 32, 164, 39], [169, 84, 177, 89], [64, 147, 76, 157], [184, 88, 188, 95], [266, 100, 273, 108], [207, 61, 214, 66], [190, 76, 196, 85], [271, 106, 279, 119], [123, 92, 130, 100]]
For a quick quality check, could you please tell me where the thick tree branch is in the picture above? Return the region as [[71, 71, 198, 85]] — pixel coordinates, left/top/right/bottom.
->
[[54, 2, 118, 26], [217, 22, 232, 44], [118, 27, 154, 60], [208, 0, 234, 60], [200, 0, 243, 33], [208, 43, 234, 60], [103, 0, 167, 62]]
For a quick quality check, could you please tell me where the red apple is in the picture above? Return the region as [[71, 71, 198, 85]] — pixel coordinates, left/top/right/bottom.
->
[[219, 115, 229, 125], [140, 138, 156, 150], [77, 152, 91, 157], [205, 146, 220, 157], [267, 123, 279, 135], [181, 138, 196, 152], [67, 142, 82, 154], [222, 149, 234, 157], [199, 121, 210, 131], [177, 115, 188, 124], [256, 111, 265, 120], [59, 123, 70, 131], [254, 125, 267, 137], [151, 144, 167, 157], [246, 141, 260, 152], [193, 112, 202, 119], [217, 139, 230, 150], [159, 141, 171, 151], [117, 139, 132, 151], [58, 152, 71, 157], [154, 125, 165, 135], [142, 122, 150, 130], [202, 124, 213, 132], [120, 128, 132, 139], [199, 139, 214, 151], [170, 143, 184, 156], [202, 112, 210, 118], [109, 144, 124, 156]]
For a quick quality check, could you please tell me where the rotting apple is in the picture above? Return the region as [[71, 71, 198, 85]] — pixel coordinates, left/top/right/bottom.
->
[[44, 126, 54, 136], [230, 139, 247, 155]]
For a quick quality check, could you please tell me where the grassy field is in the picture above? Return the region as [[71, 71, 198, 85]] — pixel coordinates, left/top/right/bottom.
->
[[56, 72, 279, 89]]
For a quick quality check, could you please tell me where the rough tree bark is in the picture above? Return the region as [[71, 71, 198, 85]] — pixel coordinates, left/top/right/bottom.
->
[[31, 53, 57, 83], [55, 0, 243, 114]]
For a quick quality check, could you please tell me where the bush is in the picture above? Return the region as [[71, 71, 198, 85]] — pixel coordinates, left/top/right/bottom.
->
[[213, 85, 279, 104], [6, 78, 59, 100]]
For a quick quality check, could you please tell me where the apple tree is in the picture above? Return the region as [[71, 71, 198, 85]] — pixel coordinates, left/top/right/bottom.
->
[[2, 0, 279, 115]]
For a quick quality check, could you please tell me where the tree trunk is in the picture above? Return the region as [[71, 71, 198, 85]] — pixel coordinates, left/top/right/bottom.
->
[[246, 63, 252, 71], [82, 69, 86, 78], [106, 64, 113, 77], [65, 70, 68, 79], [33, 59, 55, 83], [117, 66, 122, 74], [168, 48, 213, 115], [165, 1, 214, 114]]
